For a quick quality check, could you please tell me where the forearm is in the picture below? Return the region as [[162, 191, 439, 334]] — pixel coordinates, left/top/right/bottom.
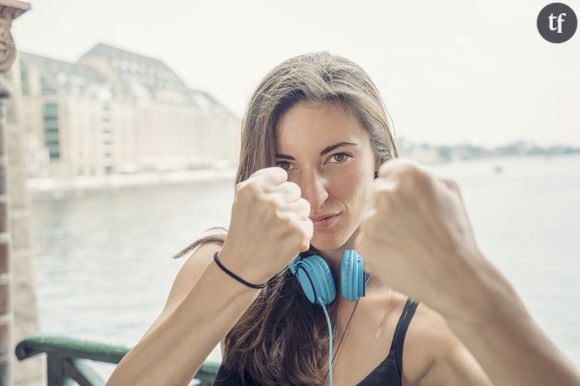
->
[[447, 259, 580, 386], [107, 258, 260, 386]]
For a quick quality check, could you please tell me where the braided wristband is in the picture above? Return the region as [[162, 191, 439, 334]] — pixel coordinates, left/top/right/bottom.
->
[[213, 251, 267, 290]]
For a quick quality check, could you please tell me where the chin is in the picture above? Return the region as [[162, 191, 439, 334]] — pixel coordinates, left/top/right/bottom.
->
[[311, 233, 350, 253], [312, 225, 361, 253]]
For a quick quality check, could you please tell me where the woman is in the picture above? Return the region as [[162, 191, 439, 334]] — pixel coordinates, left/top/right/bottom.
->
[[107, 52, 579, 386]]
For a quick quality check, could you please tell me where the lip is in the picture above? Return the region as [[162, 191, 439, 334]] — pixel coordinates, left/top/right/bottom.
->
[[310, 213, 341, 229]]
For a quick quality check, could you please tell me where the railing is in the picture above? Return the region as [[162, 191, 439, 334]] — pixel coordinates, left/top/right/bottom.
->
[[15, 335, 220, 386]]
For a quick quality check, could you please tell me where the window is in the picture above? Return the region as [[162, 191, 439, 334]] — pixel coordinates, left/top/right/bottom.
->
[[20, 62, 30, 96], [43, 102, 58, 116], [43, 102, 60, 160], [49, 150, 60, 160], [45, 131, 59, 142], [41, 78, 57, 95]]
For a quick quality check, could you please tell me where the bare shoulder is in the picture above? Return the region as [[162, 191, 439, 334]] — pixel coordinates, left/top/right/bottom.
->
[[164, 241, 223, 312], [403, 303, 491, 386], [139, 241, 223, 341], [398, 301, 441, 384]]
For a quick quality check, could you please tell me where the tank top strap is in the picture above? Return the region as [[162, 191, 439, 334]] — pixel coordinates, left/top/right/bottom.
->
[[389, 298, 419, 376]]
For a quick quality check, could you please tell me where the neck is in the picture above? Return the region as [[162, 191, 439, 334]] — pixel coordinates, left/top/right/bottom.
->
[[315, 228, 360, 275], [311, 227, 391, 297], [313, 229, 391, 296], [317, 247, 351, 280]]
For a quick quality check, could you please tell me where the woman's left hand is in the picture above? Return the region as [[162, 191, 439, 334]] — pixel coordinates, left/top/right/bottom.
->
[[355, 159, 495, 325]]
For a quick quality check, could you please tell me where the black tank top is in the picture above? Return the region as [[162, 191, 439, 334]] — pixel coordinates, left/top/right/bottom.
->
[[212, 298, 418, 386]]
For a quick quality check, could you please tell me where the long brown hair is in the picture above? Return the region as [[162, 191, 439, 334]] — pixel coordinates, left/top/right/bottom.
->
[[176, 52, 397, 385]]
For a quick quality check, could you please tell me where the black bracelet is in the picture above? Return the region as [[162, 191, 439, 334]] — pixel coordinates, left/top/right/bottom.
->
[[213, 251, 267, 290]]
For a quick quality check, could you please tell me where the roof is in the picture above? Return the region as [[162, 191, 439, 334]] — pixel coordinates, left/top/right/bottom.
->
[[20, 52, 113, 98], [79, 43, 188, 94], [20, 44, 236, 118]]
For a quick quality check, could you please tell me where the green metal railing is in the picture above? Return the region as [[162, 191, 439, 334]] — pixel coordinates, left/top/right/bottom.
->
[[15, 335, 220, 386]]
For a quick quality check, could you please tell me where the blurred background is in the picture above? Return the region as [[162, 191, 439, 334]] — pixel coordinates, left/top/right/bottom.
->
[[4, 0, 579, 384]]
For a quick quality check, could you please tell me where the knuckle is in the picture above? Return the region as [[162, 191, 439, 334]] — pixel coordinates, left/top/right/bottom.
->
[[300, 198, 311, 212], [444, 178, 460, 191], [275, 167, 289, 180], [274, 209, 292, 225], [292, 183, 303, 197], [300, 232, 311, 250], [234, 180, 246, 194], [286, 180, 300, 191], [282, 181, 301, 199], [398, 162, 421, 179], [378, 158, 416, 177], [269, 197, 283, 212], [378, 159, 393, 176], [398, 164, 432, 190], [263, 167, 288, 183]]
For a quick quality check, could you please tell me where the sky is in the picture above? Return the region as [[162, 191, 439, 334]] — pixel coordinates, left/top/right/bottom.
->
[[12, 0, 580, 146]]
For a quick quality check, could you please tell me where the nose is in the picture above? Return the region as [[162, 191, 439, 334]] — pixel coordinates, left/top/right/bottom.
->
[[298, 169, 329, 211]]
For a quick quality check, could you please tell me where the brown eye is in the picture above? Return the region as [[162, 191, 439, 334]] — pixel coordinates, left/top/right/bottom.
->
[[328, 153, 351, 164], [276, 160, 293, 171]]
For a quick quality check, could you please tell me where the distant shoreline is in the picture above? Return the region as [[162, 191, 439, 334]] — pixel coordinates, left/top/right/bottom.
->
[[28, 153, 580, 202], [28, 168, 237, 202]]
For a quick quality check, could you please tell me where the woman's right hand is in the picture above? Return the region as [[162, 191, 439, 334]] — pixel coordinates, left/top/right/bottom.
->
[[106, 167, 309, 386], [219, 167, 313, 284]]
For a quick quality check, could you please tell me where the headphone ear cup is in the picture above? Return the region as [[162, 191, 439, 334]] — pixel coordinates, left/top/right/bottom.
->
[[292, 255, 336, 305], [340, 249, 365, 301]]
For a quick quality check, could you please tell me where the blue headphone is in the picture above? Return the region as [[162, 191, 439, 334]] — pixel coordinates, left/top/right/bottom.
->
[[288, 249, 366, 305]]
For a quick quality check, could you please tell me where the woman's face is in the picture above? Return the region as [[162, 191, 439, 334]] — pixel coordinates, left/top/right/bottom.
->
[[275, 101, 378, 253]]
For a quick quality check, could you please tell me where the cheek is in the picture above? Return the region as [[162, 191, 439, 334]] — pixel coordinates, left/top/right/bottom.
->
[[329, 167, 373, 211]]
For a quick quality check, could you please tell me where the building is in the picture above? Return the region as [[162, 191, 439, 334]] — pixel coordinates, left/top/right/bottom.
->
[[19, 43, 240, 179]]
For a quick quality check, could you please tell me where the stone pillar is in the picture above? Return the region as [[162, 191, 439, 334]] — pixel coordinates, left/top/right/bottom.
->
[[0, 2, 33, 385], [8, 58, 41, 386], [0, 77, 11, 385]]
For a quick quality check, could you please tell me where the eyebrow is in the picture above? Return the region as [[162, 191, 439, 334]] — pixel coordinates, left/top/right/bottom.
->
[[275, 141, 358, 160]]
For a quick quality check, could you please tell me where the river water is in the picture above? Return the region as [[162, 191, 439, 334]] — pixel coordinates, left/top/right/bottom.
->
[[30, 155, 580, 378]]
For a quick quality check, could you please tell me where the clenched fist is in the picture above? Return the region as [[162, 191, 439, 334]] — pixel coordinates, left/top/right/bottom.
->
[[219, 167, 313, 285], [355, 159, 495, 324]]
